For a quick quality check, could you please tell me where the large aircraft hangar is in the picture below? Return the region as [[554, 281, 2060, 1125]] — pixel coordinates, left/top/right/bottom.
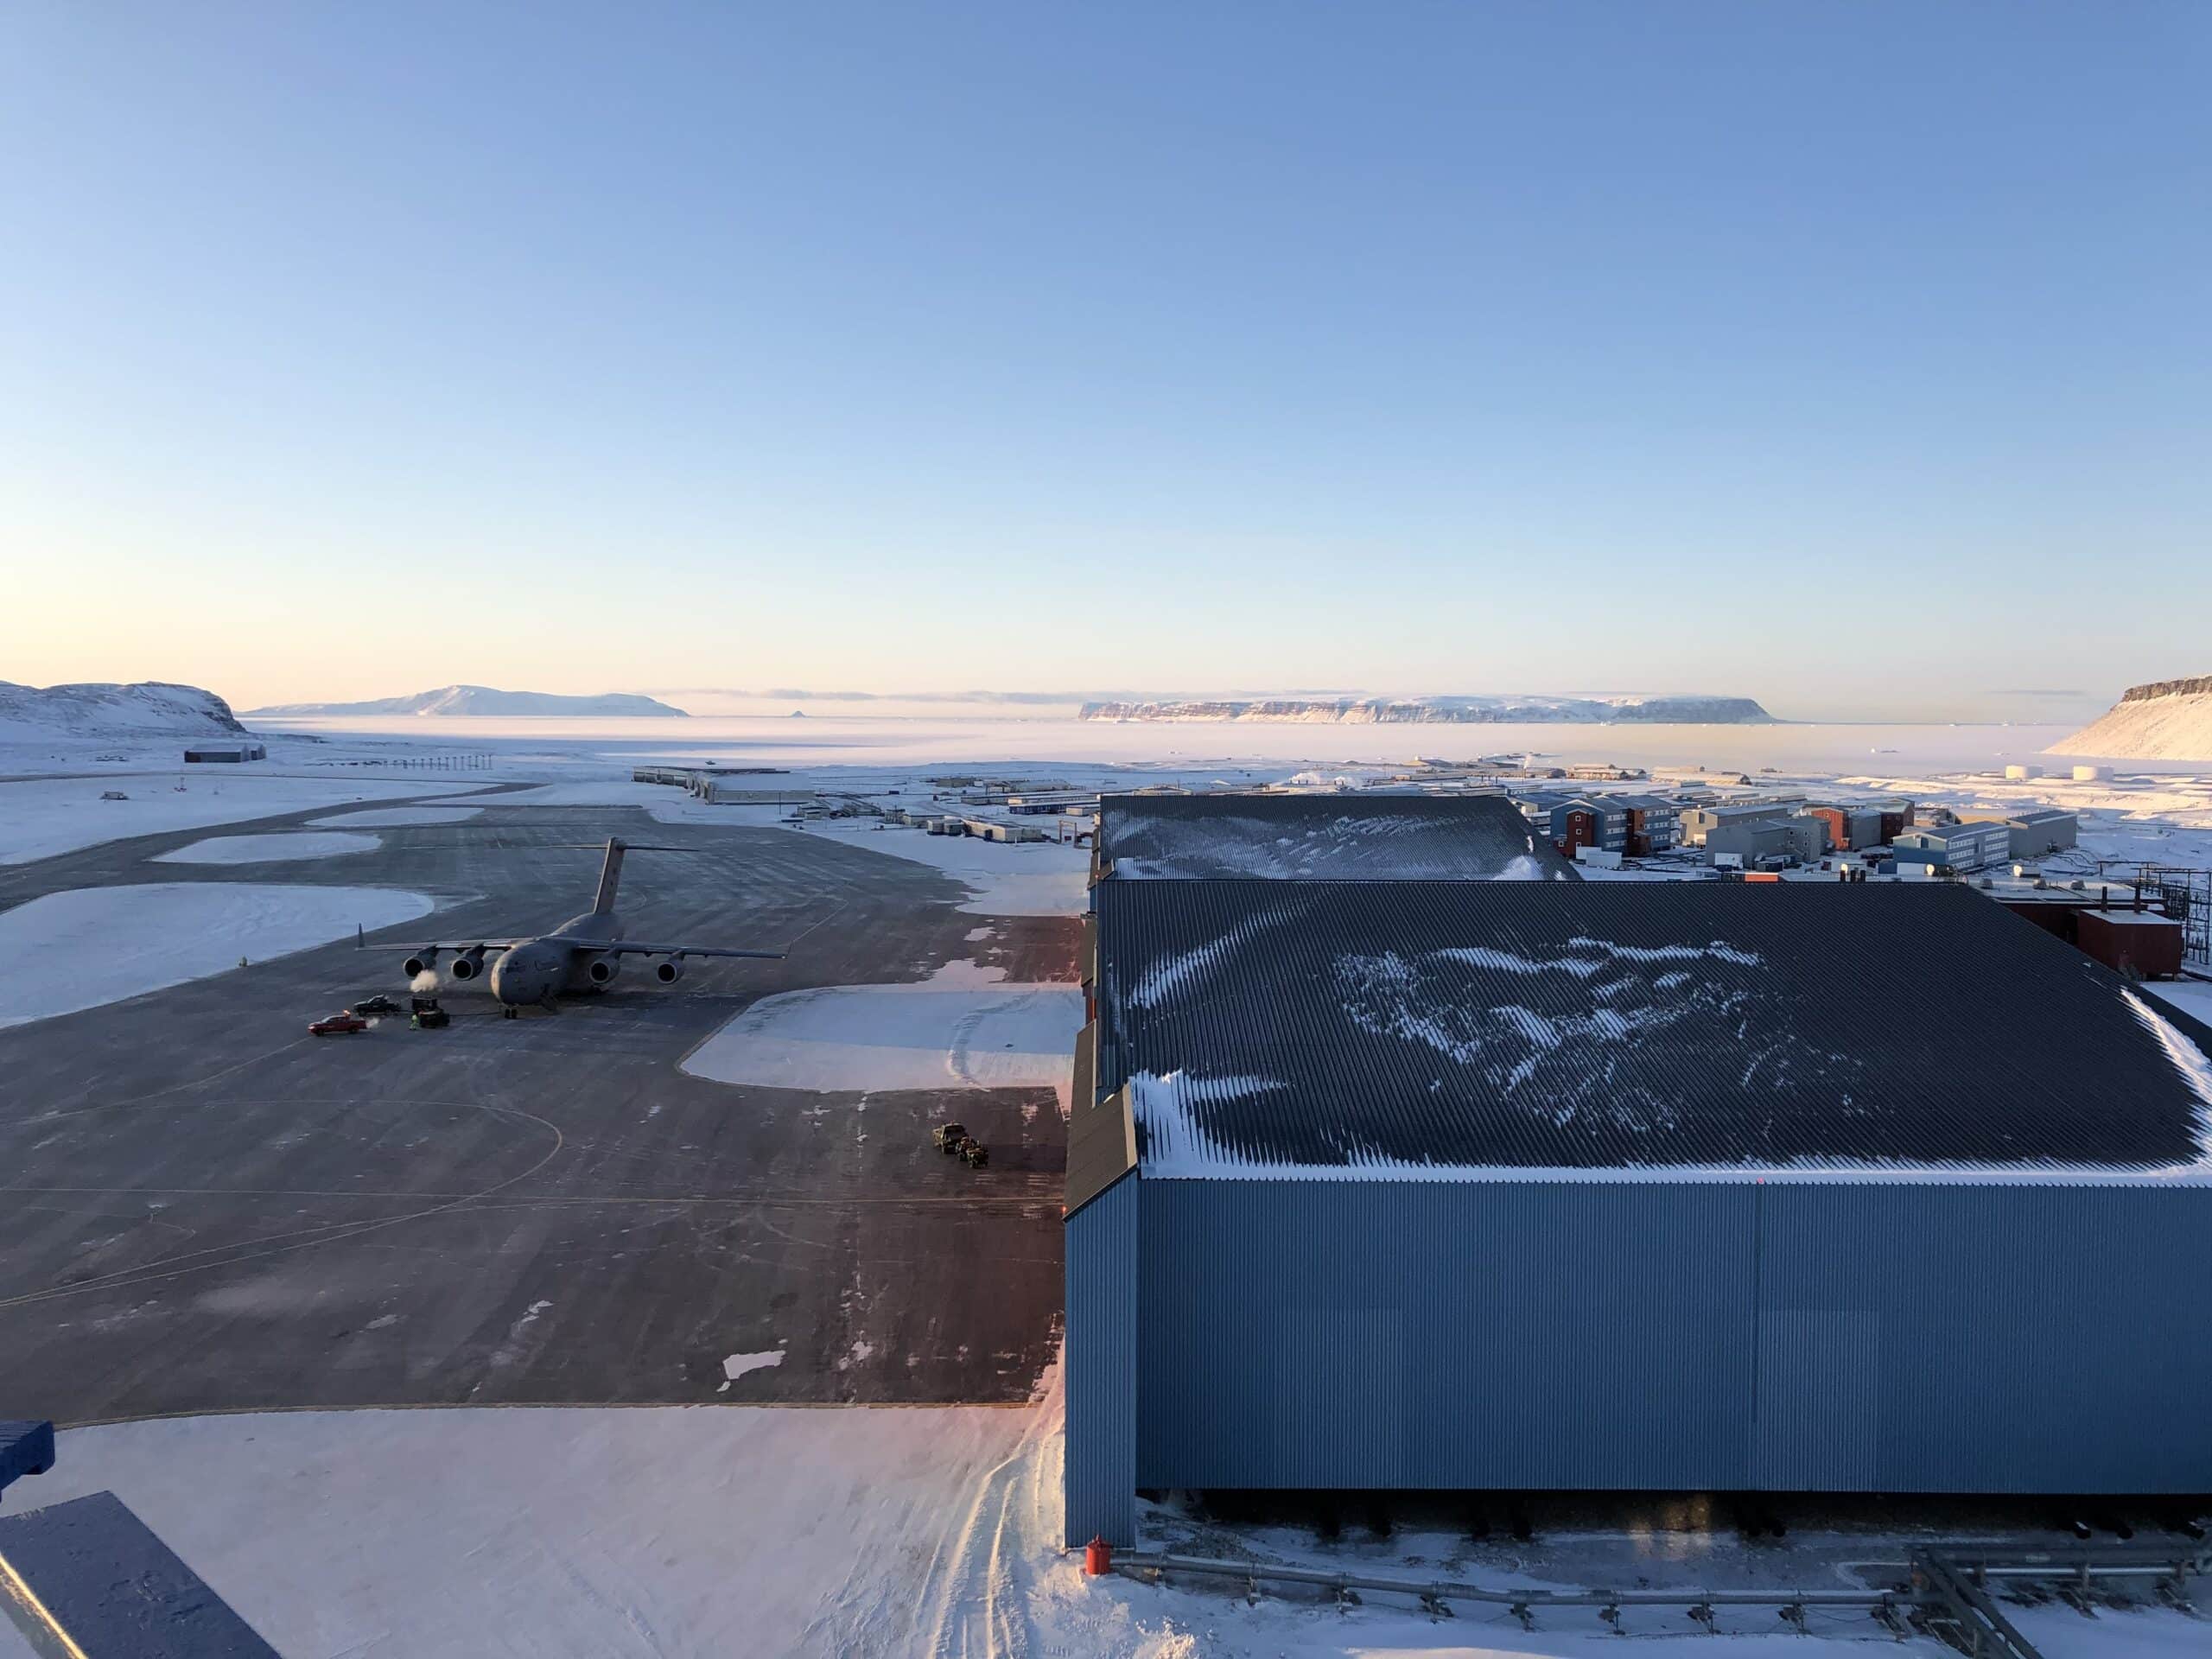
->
[[1089, 789, 1579, 882], [1065, 877, 2212, 1546]]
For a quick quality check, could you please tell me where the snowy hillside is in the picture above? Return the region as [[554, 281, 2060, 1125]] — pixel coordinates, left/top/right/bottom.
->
[[2051, 676, 2212, 761], [249, 684, 688, 717], [0, 680, 246, 741], [1081, 693, 1774, 725]]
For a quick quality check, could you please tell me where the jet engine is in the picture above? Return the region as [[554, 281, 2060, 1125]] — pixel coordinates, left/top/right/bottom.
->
[[404, 950, 436, 978], [450, 947, 486, 981], [587, 957, 618, 986], [654, 957, 683, 984]]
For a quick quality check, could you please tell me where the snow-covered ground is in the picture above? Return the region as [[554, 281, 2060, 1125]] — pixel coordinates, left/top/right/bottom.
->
[[152, 830, 382, 865], [257, 711, 2112, 774], [2, 1381, 2195, 1659], [0, 773, 464, 865], [0, 883, 434, 1029], [682, 959, 1082, 1110], [0, 1388, 1060, 1659]]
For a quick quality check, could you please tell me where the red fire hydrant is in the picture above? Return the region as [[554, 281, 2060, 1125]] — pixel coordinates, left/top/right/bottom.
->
[[1084, 1535, 1112, 1577]]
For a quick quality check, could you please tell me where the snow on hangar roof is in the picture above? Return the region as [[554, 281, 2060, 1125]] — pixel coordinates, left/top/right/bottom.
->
[[1096, 791, 1579, 882], [1090, 880, 2212, 1182]]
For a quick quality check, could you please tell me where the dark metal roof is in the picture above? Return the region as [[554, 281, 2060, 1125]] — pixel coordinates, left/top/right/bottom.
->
[[1065, 1023, 1136, 1214], [1093, 880, 2212, 1178], [1096, 792, 1580, 882]]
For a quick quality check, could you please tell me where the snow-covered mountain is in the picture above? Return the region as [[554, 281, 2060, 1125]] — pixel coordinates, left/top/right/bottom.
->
[[0, 680, 248, 741], [2050, 676, 2212, 761], [1079, 694, 1775, 725], [250, 685, 689, 717]]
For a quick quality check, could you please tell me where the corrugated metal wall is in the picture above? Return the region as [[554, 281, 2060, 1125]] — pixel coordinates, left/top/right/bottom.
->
[[1137, 1180, 1758, 1491], [1757, 1184, 2212, 1492], [1127, 1179, 2212, 1497], [1065, 1173, 1139, 1545]]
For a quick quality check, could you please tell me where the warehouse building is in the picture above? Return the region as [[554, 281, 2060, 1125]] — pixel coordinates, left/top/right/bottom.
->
[[1961, 808, 2079, 859], [1093, 792, 1577, 883], [1678, 801, 1792, 847], [1892, 820, 2012, 873], [1703, 815, 1824, 867], [1804, 804, 1885, 852], [1065, 881, 2212, 1545]]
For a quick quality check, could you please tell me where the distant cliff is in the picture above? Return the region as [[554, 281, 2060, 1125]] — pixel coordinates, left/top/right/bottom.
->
[[2121, 675, 2212, 703], [250, 685, 689, 718], [1079, 694, 1775, 726], [2052, 676, 2212, 761]]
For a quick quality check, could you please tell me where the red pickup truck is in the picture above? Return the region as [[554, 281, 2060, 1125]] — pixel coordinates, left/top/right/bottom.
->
[[308, 1012, 369, 1036]]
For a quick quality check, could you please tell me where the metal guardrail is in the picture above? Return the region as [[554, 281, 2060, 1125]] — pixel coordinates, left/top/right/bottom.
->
[[1113, 1539, 2211, 1656]]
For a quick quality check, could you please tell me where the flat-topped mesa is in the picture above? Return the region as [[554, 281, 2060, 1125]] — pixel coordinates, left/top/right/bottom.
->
[[2123, 675, 2212, 702], [1078, 694, 1775, 725]]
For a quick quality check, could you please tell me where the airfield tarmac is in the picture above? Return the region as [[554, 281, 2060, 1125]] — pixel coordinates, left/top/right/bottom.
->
[[0, 794, 1075, 1423]]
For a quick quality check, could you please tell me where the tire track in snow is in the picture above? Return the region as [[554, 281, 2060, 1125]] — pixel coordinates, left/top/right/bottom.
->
[[913, 1361, 1064, 1658]]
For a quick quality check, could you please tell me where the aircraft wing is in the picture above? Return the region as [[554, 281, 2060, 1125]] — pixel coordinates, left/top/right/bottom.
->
[[377, 939, 531, 952], [598, 941, 785, 961]]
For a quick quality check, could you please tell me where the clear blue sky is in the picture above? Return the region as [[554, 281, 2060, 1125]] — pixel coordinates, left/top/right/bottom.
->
[[3, 3, 2205, 721]]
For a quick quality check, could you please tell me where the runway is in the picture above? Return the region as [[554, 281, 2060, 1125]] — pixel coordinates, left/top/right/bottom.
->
[[0, 796, 1075, 1422]]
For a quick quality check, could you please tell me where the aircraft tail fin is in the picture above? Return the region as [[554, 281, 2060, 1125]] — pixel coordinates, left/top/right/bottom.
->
[[592, 839, 627, 914]]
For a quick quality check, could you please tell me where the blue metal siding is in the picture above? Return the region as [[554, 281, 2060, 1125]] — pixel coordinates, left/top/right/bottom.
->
[[1112, 1179, 2212, 1499], [1065, 1173, 1138, 1545], [1136, 1180, 1758, 1491], [1752, 1307, 1881, 1488], [1757, 1185, 2212, 1492]]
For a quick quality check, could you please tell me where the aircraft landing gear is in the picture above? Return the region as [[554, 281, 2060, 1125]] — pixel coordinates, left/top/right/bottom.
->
[[502, 1005, 518, 1020]]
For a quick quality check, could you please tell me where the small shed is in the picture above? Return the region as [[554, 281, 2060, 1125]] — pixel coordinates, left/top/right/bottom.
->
[[2076, 910, 2185, 980]]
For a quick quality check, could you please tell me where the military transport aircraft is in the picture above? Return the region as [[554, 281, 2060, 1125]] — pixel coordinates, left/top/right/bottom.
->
[[389, 836, 781, 1015]]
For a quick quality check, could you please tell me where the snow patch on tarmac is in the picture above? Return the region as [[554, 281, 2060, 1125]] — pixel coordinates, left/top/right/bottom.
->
[[798, 820, 1090, 917], [308, 804, 486, 828], [0, 774, 457, 865], [0, 884, 435, 1029], [682, 960, 1081, 1108], [718, 1350, 785, 1392], [154, 830, 381, 864]]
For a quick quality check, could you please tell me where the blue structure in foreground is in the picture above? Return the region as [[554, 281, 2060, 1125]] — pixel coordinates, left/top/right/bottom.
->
[[0, 1491, 283, 1658], [0, 1421, 54, 1498], [1066, 879, 2212, 1546]]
